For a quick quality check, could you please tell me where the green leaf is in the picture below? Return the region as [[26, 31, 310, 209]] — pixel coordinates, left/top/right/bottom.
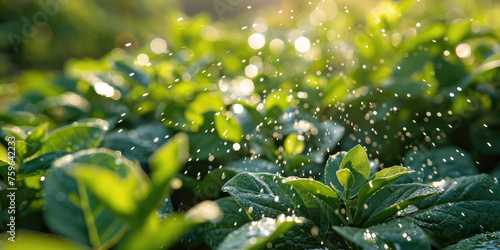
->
[[284, 133, 305, 156], [156, 195, 174, 220], [138, 133, 189, 226], [337, 168, 355, 190], [362, 183, 442, 227], [469, 122, 500, 155], [222, 173, 329, 233], [197, 158, 281, 199], [203, 197, 252, 249], [72, 163, 148, 217], [225, 158, 281, 174], [0, 232, 85, 250], [442, 231, 500, 250], [114, 61, 151, 87], [100, 123, 171, 163], [338, 145, 371, 193], [149, 132, 189, 189], [14, 140, 28, 163], [122, 201, 222, 250], [43, 148, 148, 248], [357, 166, 413, 207], [283, 177, 341, 211], [217, 215, 298, 250], [324, 151, 347, 193], [214, 113, 244, 143], [24, 123, 48, 157], [405, 174, 500, 248], [333, 219, 431, 250], [18, 151, 70, 177], [404, 146, 478, 183], [308, 120, 344, 163], [40, 119, 108, 154]]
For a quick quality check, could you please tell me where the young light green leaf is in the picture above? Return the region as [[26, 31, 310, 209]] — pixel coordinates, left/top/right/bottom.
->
[[40, 119, 108, 154], [357, 166, 413, 206], [284, 133, 305, 156], [0, 232, 85, 250], [339, 145, 371, 192], [362, 183, 442, 227], [72, 163, 149, 217], [217, 216, 298, 250], [283, 177, 341, 211], [405, 174, 500, 248], [222, 173, 329, 234], [333, 219, 431, 250], [324, 151, 347, 193], [149, 132, 189, 188], [121, 201, 221, 250], [25, 122, 49, 156], [337, 168, 355, 190], [214, 113, 244, 143]]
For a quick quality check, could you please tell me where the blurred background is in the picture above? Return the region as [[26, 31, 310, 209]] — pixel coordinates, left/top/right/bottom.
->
[[0, 0, 285, 75], [1, 0, 499, 171]]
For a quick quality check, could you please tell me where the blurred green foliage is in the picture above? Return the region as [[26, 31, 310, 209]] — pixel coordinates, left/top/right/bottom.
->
[[1, 0, 500, 248]]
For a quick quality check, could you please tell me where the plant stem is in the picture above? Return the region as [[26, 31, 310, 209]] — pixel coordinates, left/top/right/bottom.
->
[[346, 207, 353, 225], [336, 213, 349, 226]]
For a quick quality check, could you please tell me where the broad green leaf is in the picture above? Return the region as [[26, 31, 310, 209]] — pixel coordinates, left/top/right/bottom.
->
[[333, 219, 431, 250], [101, 123, 171, 163], [222, 173, 329, 233], [405, 174, 500, 248], [404, 146, 478, 183], [197, 158, 281, 199], [337, 168, 355, 190], [188, 131, 233, 159], [283, 177, 341, 211], [24, 123, 48, 156], [338, 145, 371, 193], [324, 151, 347, 193], [214, 113, 244, 143], [18, 151, 70, 177], [357, 166, 413, 206], [217, 216, 298, 250], [225, 158, 281, 174], [43, 149, 149, 248], [284, 133, 305, 156], [40, 119, 108, 154], [442, 231, 500, 250], [362, 183, 442, 227], [0, 231, 85, 250], [203, 197, 252, 249]]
